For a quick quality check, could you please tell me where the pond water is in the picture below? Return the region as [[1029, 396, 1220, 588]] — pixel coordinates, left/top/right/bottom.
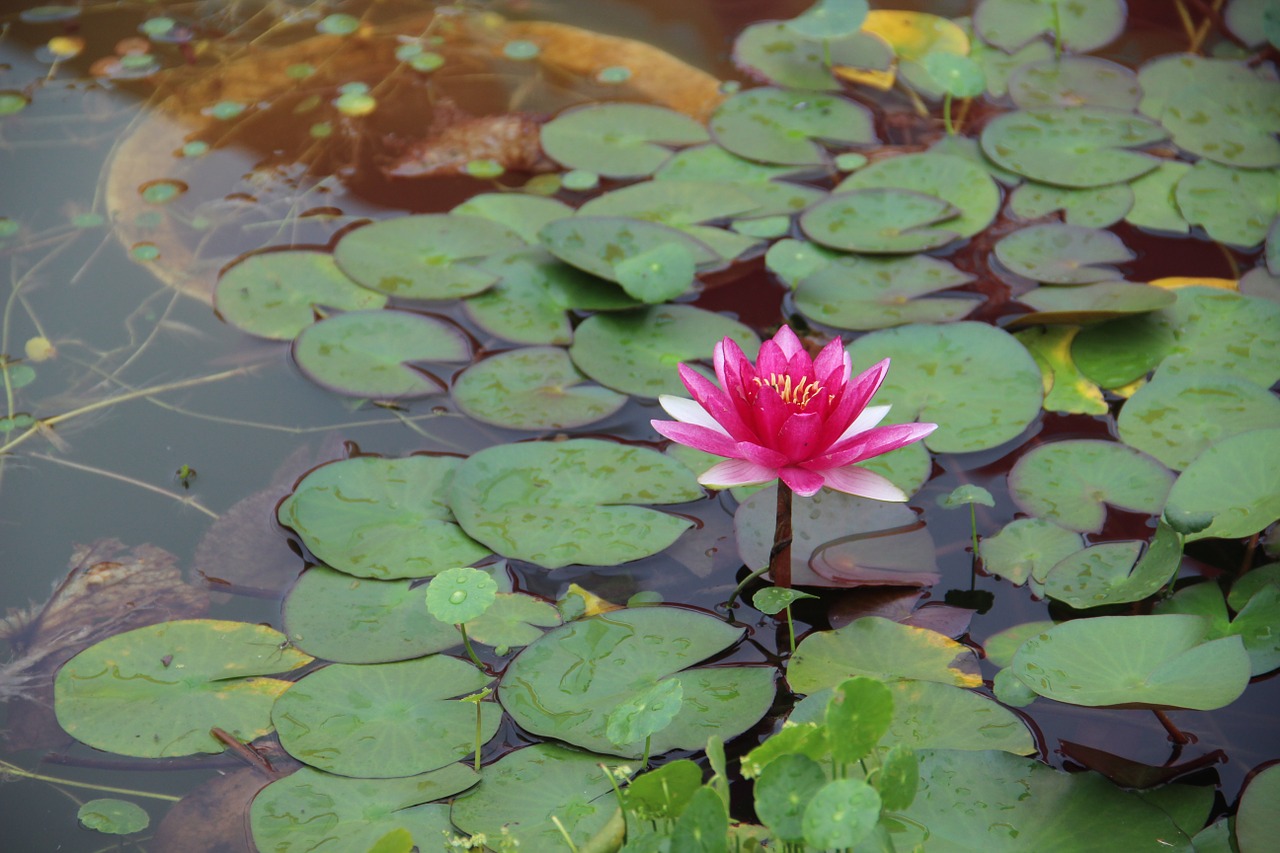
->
[[1, 0, 1279, 851]]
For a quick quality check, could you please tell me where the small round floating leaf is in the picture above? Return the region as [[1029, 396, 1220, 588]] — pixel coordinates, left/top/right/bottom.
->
[[1009, 439, 1175, 533], [938, 484, 995, 509], [975, 0, 1125, 52], [606, 678, 684, 746], [1118, 372, 1280, 470], [877, 745, 919, 811], [1008, 56, 1140, 109], [921, 52, 985, 98], [292, 310, 470, 398], [755, 754, 826, 842], [733, 22, 892, 92], [827, 677, 894, 764], [251, 766, 475, 853], [1009, 614, 1250, 709], [789, 617, 982, 694], [569, 304, 758, 398], [753, 587, 819, 616], [710, 87, 875, 166], [803, 779, 880, 850], [78, 799, 149, 835], [1016, 281, 1176, 325], [766, 238, 839, 287], [452, 193, 572, 243], [451, 347, 627, 430], [0, 91, 31, 117], [425, 567, 498, 625], [54, 620, 312, 758], [1166, 428, 1280, 542], [317, 13, 359, 35], [1174, 161, 1280, 248], [1009, 181, 1134, 228], [274, 656, 499, 778], [540, 103, 708, 178], [626, 760, 702, 820], [278, 455, 490, 580], [801, 188, 961, 253], [451, 439, 703, 569], [597, 66, 631, 83], [502, 39, 540, 60], [562, 169, 599, 191], [980, 108, 1166, 188], [979, 518, 1084, 587], [837, 152, 1001, 238], [1238, 764, 1280, 853], [1043, 522, 1183, 608], [334, 215, 525, 299], [214, 250, 387, 340], [846, 322, 1044, 453], [995, 224, 1134, 284]]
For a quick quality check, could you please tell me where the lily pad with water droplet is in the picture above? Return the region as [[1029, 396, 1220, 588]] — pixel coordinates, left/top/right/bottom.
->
[[452, 347, 627, 430], [1009, 439, 1174, 533], [54, 620, 312, 758], [451, 193, 573, 243], [710, 87, 876, 166], [78, 799, 149, 835], [250, 765, 475, 853], [1165, 428, 1280, 542], [278, 455, 491, 580], [451, 439, 702, 569], [919, 53, 985, 99], [1174, 160, 1280, 248], [846, 322, 1044, 453], [1008, 56, 1140, 110], [1009, 181, 1134, 227], [732, 21, 892, 92], [498, 607, 772, 757], [214, 250, 387, 340], [794, 252, 978, 331], [995, 224, 1134, 284], [425, 567, 498, 625], [539, 103, 709, 178], [801, 188, 961, 253], [1015, 281, 1176, 325], [789, 617, 982, 694], [292, 310, 471, 399], [1007, 614, 1250, 709], [836, 152, 1000, 238], [273, 655, 500, 777], [333, 215, 525, 299], [980, 518, 1085, 587], [1042, 521, 1182, 608], [975, 0, 1125, 52], [569, 304, 758, 398], [1014, 326, 1108, 416], [981, 108, 1166, 188]]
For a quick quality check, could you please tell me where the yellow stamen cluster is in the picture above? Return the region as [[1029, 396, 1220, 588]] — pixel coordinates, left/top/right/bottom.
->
[[758, 373, 824, 407]]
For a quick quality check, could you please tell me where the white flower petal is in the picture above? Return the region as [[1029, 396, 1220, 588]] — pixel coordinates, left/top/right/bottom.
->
[[659, 395, 730, 435], [834, 404, 891, 444], [699, 458, 777, 489], [820, 465, 908, 501]]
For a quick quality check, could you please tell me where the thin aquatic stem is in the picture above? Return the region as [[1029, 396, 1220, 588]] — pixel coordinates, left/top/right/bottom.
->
[[458, 623, 485, 671], [30, 452, 219, 519], [943, 91, 955, 135], [0, 759, 181, 803], [725, 564, 770, 611], [785, 604, 797, 655], [769, 482, 794, 588]]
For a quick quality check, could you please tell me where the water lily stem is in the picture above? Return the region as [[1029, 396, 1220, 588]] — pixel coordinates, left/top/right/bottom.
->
[[458, 623, 484, 671], [785, 604, 797, 655], [473, 702, 483, 772], [1153, 709, 1191, 745], [0, 759, 181, 802], [770, 483, 794, 588], [943, 92, 954, 135], [726, 565, 770, 611]]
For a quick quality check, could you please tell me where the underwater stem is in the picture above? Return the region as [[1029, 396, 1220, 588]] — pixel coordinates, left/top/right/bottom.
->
[[770, 482, 794, 588], [0, 759, 181, 802], [1153, 709, 1191, 745]]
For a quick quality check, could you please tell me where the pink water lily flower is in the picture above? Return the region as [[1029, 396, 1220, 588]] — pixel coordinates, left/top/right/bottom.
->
[[652, 326, 936, 499]]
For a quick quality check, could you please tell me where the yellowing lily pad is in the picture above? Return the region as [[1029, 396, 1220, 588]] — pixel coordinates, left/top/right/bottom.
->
[[788, 617, 982, 694], [710, 87, 876, 166], [539, 103, 709, 178], [1013, 325, 1109, 416], [732, 22, 892, 92], [800, 188, 961, 253], [836, 152, 1000, 238], [794, 252, 977, 330], [450, 346, 627, 430], [1165, 428, 1280, 542], [980, 108, 1166, 188]]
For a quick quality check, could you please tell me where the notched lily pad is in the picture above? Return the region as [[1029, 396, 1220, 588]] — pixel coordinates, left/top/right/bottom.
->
[[1043, 522, 1183, 608], [980, 518, 1085, 588], [794, 252, 978, 331], [733, 21, 892, 92], [1166, 428, 1280, 542], [789, 616, 982, 694], [1008, 181, 1134, 228], [1014, 281, 1176, 325], [451, 193, 573, 243], [539, 103, 709, 178], [801, 188, 961, 254], [1013, 326, 1108, 415], [451, 347, 628, 430], [1008, 57, 1140, 110], [710, 87, 876, 166], [836, 152, 1000, 238], [1174, 160, 1280, 248], [995, 224, 1134, 284], [975, 0, 1126, 53], [980, 108, 1166, 188]]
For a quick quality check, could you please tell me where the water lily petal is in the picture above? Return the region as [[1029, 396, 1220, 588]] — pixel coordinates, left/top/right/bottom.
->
[[752, 383, 792, 444], [777, 411, 825, 459], [809, 421, 938, 469], [699, 458, 777, 489], [833, 404, 892, 444], [780, 466, 826, 496], [814, 358, 890, 449], [773, 324, 805, 359], [677, 364, 755, 441], [819, 465, 909, 501], [736, 440, 789, 469], [652, 419, 741, 457], [755, 337, 789, 379], [659, 394, 730, 435], [812, 338, 851, 385]]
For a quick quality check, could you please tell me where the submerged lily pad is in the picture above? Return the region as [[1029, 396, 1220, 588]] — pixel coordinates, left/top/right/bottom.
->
[[333, 215, 525, 299], [278, 455, 491, 580], [710, 87, 875, 165], [980, 108, 1166, 188], [55, 620, 312, 758], [273, 655, 500, 778], [451, 439, 702, 569], [250, 765, 476, 853], [451, 347, 627, 430], [789, 617, 982, 694], [1043, 522, 1183, 608], [214, 251, 387, 340], [846, 322, 1044, 453], [1006, 614, 1250, 709], [499, 607, 773, 757], [539, 103, 709, 178], [1009, 440, 1174, 533], [801, 188, 960, 254], [980, 518, 1085, 587], [1165, 428, 1280, 542], [794, 252, 978, 330], [569, 304, 758, 398], [995, 224, 1134, 284], [292, 310, 470, 398], [77, 799, 149, 835], [975, 0, 1126, 52], [835, 152, 1000, 238]]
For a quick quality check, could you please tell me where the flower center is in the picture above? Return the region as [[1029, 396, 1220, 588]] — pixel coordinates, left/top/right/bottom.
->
[[759, 372, 823, 408]]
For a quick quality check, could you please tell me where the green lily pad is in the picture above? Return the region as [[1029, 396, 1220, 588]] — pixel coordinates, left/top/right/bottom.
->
[[1016, 281, 1176, 325], [920, 53, 986, 99], [451, 347, 627, 430], [1009, 439, 1175, 533], [333, 215, 525, 299], [450, 744, 624, 852], [1008, 56, 1140, 110], [498, 607, 773, 757], [1125, 160, 1193, 233], [251, 765, 476, 853], [655, 142, 816, 184], [1230, 563, 1280, 611], [1225, 0, 1280, 47], [753, 587, 819, 615], [802, 780, 880, 849], [979, 518, 1085, 587], [801, 188, 961, 253], [451, 193, 573, 243], [291, 310, 471, 399], [273, 655, 499, 778], [1237, 763, 1280, 852], [278, 455, 490, 580], [930, 133, 1024, 186], [578, 181, 762, 261], [788, 617, 983, 694], [787, 0, 869, 38], [794, 251, 977, 331], [732, 21, 892, 92], [451, 439, 702, 569], [1006, 614, 1250, 709], [539, 103, 709, 178], [939, 484, 995, 509], [969, 36, 1054, 99], [606, 678, 684, 746], [1042, 521, 1183, 608], [465, 247, 638, 346], [1156, 581, 1280, 676], [766, 238, 841, 286], [78, 799, 149, 835], [836, 152, 1001, 238], [709, 87, 876, 166], [846, 322, 1044, 453], [1118, 371, 1280, 470], [983, 620, 1059, 667], [213, 250, 387, 341], [886, 750, 1196, 851], [425, 567, 498, 625], [568, 304, 758, 398], [1166, 428, 1280, 542], [1014, 326, 1109, 415], [54, 619, 312, 758], [995, 224, 1134, 284], [975, 0, 1126, 52], [1174, 160, 1280, 247], [736, 487, 939, 587], [980, 108, 1166, 187], [1009, 181, 1134, 227]]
